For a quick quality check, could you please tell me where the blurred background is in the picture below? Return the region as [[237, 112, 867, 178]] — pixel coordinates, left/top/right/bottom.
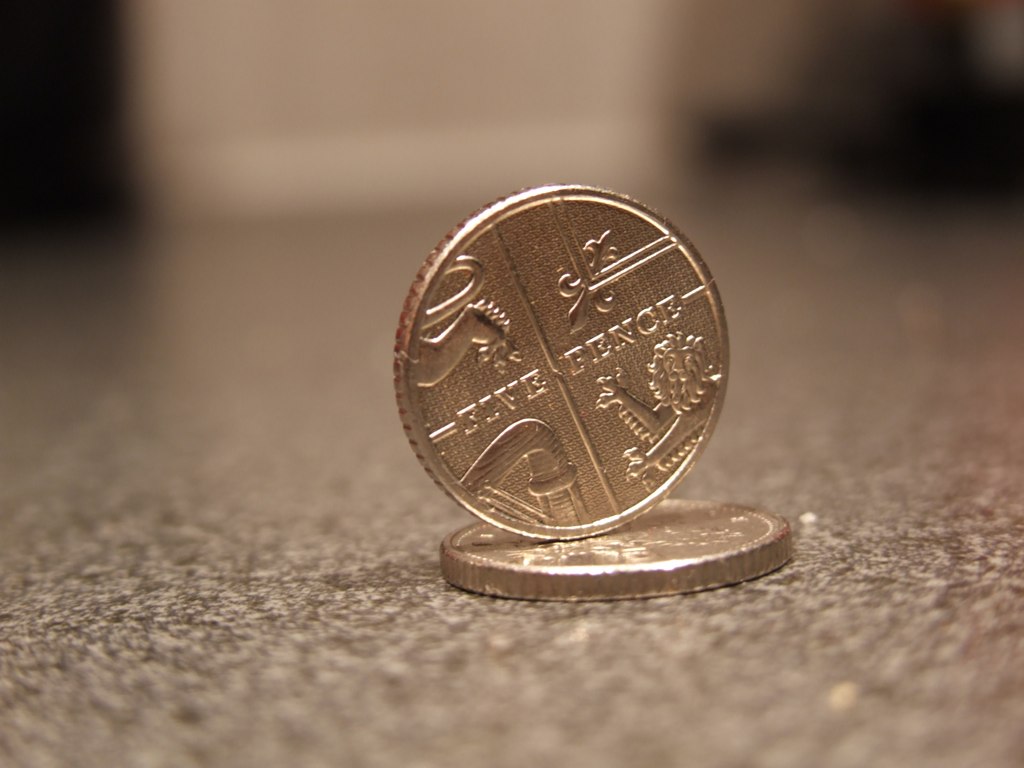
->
[[2, 3, 1023, 767], [3, 0, 1023, 225]]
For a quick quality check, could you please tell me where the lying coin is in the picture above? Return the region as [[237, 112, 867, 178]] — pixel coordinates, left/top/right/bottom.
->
[[395, 186, 728, 539], [440, 499, 792, 601]]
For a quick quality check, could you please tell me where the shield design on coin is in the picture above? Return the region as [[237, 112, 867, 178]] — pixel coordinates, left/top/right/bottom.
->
[[394, 185, 729, 540]]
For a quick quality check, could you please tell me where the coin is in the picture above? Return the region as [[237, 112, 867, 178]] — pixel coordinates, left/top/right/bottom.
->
[[440, 499, 792, 601], [395, 186, 728, 539]]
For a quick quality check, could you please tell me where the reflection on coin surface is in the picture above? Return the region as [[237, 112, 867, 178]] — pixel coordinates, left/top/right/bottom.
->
[[440, 500, 792, 601], [395, 186, 728, 539]]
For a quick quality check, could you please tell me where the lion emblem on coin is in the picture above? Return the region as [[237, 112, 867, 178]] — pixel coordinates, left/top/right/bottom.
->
[[597, 333, 720, 486]]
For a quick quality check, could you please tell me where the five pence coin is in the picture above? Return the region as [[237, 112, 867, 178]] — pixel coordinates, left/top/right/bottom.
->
[[395, 186, 729, 540], [440, 499, 792, 601]]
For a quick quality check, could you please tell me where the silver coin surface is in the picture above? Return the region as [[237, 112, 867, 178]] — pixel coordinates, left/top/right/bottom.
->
[[440, 499, 791, 601], [395, 185, 728, 540]]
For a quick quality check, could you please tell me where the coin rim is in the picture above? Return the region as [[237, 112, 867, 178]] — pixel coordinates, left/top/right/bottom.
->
[[439, 500, 792, 601], [394, 185, 730, 540]]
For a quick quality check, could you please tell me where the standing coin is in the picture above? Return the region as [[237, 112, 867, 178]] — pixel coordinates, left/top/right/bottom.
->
[[440, 499, 792, 601], [395, 186, 728, 539]]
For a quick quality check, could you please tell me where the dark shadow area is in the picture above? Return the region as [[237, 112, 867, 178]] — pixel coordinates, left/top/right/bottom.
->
[[0, 1, 134, 233], [685, 3, 1024, 198]]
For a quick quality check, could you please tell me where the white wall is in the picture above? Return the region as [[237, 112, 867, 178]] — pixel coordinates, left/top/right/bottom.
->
[[126, 1, 689, 217]]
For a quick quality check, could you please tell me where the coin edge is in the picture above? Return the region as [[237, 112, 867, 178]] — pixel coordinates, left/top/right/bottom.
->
[[439, 500, 792, 601]]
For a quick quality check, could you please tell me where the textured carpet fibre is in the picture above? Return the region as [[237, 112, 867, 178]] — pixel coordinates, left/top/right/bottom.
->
[[1, 196, 1022, 767]]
